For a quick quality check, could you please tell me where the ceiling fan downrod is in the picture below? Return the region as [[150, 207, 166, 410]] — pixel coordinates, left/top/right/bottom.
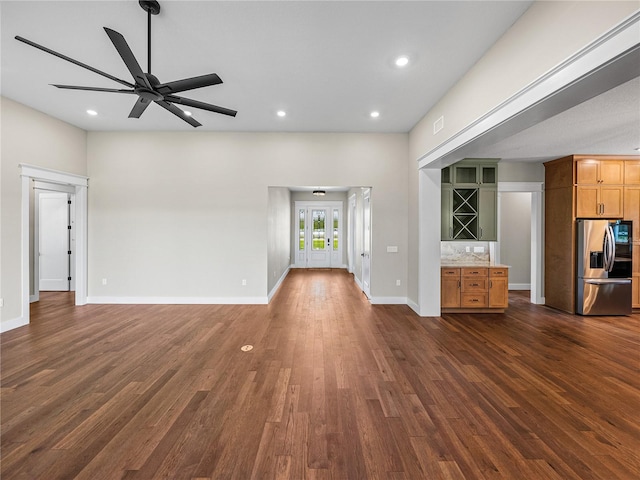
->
[[139, 0, 160, 75]]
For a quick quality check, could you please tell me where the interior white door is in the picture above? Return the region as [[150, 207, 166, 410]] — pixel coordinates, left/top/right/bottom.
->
[[362, 189, 371, 298], [39, 192, 70, 291], [306, 208, 332, 268]]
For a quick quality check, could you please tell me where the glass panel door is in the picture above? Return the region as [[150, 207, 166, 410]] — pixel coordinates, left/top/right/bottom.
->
[[311, 209, 327, 250]]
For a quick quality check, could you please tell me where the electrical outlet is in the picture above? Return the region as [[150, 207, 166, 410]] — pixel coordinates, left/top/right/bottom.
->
[[396, 280, 401, 286], [474, 246, 485, 253], [466, 246, 471, 253], [102, 278, 107, 285], [242, 279, 247, 286], [0, 298, 4, 307]]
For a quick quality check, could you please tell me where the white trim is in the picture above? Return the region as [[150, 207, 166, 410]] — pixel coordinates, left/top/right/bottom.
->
[[18, 164, 89, 332], [498, 182, 543, 193], [20, 164, 88, 187], [0, 316, 28, 333], [87, 296, 269, 305], [370, 296, 408, 305], [509, 283, 531, 291], [407, 299, 420, 315], [353, 272, 364, 291], [268, 267, 290, 302], [417, 11, 640, 169], [30, 295, 39, 303]]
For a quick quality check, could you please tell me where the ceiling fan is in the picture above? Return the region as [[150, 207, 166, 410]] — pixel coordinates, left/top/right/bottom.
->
[[15, 0, 237, 127]]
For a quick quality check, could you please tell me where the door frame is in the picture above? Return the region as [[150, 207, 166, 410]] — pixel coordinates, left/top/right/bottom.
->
[[362, 189, 371, 299], [18, 164, 88, 330], [494, 181, 544, 305], [293, 200, 344, 269], [33, 182, 77, 301]]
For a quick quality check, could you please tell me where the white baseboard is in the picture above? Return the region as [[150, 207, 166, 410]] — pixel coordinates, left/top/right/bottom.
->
[[371, 296, 408, 305], [353, 275, 363, 291], [1, 316, 28, 333], [30, 294, 39, 303], [268, 268, 290, 302], [86, 296, 268, 305], [407, 299, 420, 315], [509, 283, 531, 291]]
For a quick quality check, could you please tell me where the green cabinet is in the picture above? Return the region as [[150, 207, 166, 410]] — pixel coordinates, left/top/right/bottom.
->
[[441, 160, 498, 241]]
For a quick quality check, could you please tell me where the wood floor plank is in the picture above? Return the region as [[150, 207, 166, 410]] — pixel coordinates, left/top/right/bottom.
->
[[1, 271, 639, 479]]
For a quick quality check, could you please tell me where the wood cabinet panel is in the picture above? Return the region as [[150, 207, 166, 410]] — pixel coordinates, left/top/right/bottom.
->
[[461, 293, 488, 308], [624, 187, 640, 241], [576, 186, 599, 217], [461, 268, 487, 276], [462, 278, 487, 292], [489, 277, 509, 308], [600, 161, 624, 184], [441, 276, 461, 308], [633, 275, 640, 309], [625, 161, 640, 185], [600, 186, 623, 217], [576, 160, 600, 184]]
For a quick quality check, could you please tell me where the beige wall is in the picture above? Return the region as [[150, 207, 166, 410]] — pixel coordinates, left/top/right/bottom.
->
[[87, 132, 408, 302], [0, 97, 87, 326]]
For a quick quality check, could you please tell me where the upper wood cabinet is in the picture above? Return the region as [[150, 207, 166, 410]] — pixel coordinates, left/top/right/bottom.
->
[[625, 161, 640, 185], [576, 158, 624, 185]]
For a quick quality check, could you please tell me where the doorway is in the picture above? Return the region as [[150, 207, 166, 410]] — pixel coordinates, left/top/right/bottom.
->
[[294, 201, 343, 268], [37, 191, 73, 292], [12, 164, 88, 332]]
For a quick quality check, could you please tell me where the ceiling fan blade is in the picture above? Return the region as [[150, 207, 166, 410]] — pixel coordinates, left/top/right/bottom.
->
[[103, 28, 152, 89], [129, 97, 152, 118], [52, 84, 136, 94], [15, 35, 134, 88], [156, 74, 223, 95], [164, 95, 237, 117], [155, 100, 202, 128]]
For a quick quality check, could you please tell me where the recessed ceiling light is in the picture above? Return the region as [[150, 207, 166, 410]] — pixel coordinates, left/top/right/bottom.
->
[[635, 147, 640, 151], [277, 110, 286, 117], [395, 55, 409, 67], [370, 111, 380, 118], [184, 111, 192, 116], [86, 109, 97, 116]]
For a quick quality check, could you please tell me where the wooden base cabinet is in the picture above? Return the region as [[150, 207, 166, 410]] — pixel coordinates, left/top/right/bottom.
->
[[441, 267, 508, 313]]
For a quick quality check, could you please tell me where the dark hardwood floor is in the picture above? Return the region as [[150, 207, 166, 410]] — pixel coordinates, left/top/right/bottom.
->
[[1, 270, 639, 479]]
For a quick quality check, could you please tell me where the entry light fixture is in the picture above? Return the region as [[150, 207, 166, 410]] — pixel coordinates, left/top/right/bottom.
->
[[313, 190, 326, 196], [395, 55, 409, 67], [86, 109, 98, 116]]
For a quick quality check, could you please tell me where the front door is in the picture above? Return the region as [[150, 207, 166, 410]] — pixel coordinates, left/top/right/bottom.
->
[[295, 201, 343, 269], [307, 207, 331, 268]]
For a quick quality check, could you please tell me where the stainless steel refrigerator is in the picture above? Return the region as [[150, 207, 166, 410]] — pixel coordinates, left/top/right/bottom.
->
[[576, 219, 632, 315]]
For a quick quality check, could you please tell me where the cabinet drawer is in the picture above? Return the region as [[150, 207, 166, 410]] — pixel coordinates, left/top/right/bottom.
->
[[490, 268, 508, 277], [462, 278, 488, 292], [461, 267, 488, 277], [461, 293, 488, 307], [441, 268, 461, 277]]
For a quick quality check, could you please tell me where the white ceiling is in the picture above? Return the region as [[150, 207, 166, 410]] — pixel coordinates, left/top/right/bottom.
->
[[2, 1, 638, 164], [1, 0, 532, 132]]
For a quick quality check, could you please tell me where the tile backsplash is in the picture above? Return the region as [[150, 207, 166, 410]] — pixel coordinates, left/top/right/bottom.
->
[[441, 241, 491, 264]]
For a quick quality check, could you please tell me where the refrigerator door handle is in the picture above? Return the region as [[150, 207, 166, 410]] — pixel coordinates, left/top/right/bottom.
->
[[603, 226, 614, 272], [585, 278, 632, 285]]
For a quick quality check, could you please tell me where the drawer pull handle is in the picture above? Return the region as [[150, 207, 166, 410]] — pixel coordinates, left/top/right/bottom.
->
[[471, 283, 479, 286]]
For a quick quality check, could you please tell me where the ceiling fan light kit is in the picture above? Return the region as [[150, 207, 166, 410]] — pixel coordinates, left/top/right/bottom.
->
[[15, 0, 236, 128]]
